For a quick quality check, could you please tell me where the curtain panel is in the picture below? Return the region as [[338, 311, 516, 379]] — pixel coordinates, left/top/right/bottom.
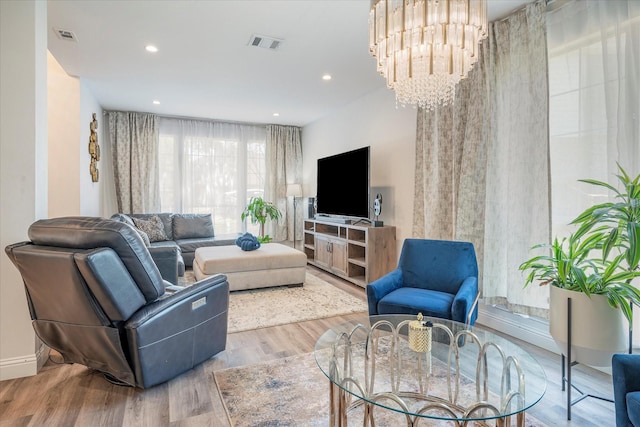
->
[[413, 0, 550, 317], [107, 111, 160, 214], [158, 118, 267, 236], [265, 125, 303, 242], [547, 0, 640, 340]]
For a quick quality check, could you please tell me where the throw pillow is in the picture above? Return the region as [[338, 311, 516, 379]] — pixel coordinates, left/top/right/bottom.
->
[[111, 213, 151, 246], [235, 232, 260, 251], [132, 216, 169, 243], [134, 228, 151, 246], [172, 213, 214, 240]]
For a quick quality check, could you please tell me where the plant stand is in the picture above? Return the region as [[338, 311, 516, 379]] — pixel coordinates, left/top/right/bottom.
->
[[560, 297, 632, 420]]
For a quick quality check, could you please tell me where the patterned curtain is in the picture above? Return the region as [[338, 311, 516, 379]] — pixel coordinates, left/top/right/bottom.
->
[[413, 1, 549, 317], [107, 111, 160, 214], [265, 125, 302, 242]]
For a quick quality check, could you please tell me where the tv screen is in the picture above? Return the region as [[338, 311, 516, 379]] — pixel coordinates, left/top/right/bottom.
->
[[316, 146, 370, 219]]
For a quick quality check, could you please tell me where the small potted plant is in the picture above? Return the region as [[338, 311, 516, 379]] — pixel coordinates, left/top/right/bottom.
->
[[519, 165, 640, 366], [241, 196, 282, 243]]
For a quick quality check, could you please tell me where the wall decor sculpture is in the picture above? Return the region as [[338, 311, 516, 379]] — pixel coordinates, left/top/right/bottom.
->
[[89, 112, 100, 182]]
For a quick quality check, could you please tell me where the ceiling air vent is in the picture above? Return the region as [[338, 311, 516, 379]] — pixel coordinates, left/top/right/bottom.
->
[[248, 34, 282, 51], [54, 28, 78, 42]]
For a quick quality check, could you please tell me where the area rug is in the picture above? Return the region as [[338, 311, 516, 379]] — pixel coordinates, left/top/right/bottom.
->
[[179, 271, 368, 333], [214, 351, 550, 427]]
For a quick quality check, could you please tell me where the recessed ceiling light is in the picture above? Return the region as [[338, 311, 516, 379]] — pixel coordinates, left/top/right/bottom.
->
[[273, 113, 280, 117], [152, 100, 160, 105], [145, 45, 158, 53], [322, 74, 332, 81]]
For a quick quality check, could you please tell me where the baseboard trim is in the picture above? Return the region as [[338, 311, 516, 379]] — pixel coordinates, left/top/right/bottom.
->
[[0, 342, 48, 381], [477, 303, 558, 354]]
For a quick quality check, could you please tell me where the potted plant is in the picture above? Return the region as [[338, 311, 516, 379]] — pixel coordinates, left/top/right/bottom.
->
[[520, 165, 640, 366], [241, 196, 282, 243]]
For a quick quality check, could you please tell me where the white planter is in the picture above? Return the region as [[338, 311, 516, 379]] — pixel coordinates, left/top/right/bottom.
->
[[549, 286, 628, 367]]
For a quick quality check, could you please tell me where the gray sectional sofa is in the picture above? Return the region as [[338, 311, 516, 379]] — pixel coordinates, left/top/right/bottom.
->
[[111, 213, 238, 285]]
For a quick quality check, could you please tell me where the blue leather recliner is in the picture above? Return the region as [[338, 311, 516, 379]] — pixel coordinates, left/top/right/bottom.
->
[[366, 238, 479, 325], [613, 354, 640, 427], [5, 217, 229, 389]]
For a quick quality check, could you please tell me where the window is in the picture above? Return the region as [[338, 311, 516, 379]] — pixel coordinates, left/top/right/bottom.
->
[[158, 118, 267, 235]]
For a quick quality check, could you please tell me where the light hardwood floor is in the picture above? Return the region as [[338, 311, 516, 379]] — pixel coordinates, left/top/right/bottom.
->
[[0, 266, 616, 427]]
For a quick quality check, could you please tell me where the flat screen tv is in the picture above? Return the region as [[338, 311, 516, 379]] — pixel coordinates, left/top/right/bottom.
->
[[316, 146, 370, 219]]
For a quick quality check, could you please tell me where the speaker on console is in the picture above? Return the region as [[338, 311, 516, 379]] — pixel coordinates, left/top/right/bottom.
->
[[372, 193, 383, 227], [304, 197, 316, 219]]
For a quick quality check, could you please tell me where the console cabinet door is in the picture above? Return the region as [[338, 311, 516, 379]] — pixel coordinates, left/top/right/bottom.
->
[[314, 235, 332, 269], [314, 235, 348, 275], [330, 240, 348, 276]]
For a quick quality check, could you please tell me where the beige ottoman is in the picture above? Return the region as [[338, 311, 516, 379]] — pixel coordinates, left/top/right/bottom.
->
[[193, 243, 307, 291]]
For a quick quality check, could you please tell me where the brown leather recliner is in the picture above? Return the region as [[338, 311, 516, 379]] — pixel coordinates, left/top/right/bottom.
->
[[5, 216, 229, 388]]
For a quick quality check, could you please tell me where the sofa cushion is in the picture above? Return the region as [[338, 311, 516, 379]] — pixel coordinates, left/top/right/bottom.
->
[[132, 216, 169, 243], [628, 392, 640, 427], [175, 237, 221, 254], [128, 213, 174, 240], [377, 287, 454, 319], [173, 214, 214, 240], [110, 214, 151, 246]]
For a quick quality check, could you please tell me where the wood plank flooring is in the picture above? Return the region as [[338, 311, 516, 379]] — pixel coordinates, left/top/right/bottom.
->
[[0, 266, 616, 426]]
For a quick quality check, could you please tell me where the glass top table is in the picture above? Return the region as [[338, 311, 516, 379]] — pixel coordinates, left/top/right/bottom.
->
[[314, 315, 546, 427]]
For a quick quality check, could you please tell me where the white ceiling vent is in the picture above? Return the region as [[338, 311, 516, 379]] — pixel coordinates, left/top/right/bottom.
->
[[54, 28, 78, 42], [248, 34, 282, 51]]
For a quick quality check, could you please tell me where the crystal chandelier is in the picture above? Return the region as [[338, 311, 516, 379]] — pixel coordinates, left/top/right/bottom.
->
[[369, 0, 488, 110]]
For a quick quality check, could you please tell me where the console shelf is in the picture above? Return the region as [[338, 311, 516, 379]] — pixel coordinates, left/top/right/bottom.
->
[[303, 219, 396, 288]]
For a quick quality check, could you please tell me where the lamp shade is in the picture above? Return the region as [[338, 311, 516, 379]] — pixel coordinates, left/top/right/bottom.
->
[[286, 183, 302, 198]]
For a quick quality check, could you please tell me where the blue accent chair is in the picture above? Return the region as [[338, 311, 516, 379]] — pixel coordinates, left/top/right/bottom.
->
[[613, 354, 640, 427], [366, 239, 479, 325]]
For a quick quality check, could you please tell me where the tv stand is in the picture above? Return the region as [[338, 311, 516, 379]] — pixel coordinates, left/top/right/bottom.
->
[[303, 219, 396, 288]]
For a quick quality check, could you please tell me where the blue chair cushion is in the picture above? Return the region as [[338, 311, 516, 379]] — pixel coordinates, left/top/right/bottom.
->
[[628, 392, 640, 426], [377, 288, 454, 319]]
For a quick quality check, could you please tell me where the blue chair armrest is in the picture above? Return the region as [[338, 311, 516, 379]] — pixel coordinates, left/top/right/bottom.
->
[[613, 354, 640, 427], [452, 276, 478, 325], [366, 269, 403, 315]]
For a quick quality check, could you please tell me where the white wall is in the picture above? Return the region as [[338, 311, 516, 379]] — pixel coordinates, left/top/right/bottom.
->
[[79, 79, 105, 216], [48, 51, 80, 217], [0, 0, 48, 380], [302, 87, 417, 256], [48, 52, 106, 218]]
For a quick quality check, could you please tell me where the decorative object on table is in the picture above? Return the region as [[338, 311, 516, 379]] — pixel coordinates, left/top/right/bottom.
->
[[88, 112, 100, 182], [372, 192, 383, 227], [369, 0, 488, 110], [235, 232, 260, 251], [520, 165, 640, 420], [408, 312, 432, 353], [286, 183, 302, 249], [241, 196, 282, 243]]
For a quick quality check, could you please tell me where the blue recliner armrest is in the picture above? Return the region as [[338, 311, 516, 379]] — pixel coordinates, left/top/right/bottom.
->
[[451, 276, 478, 325], [366, 269, 403, 315], [613, 354, 640, 427]]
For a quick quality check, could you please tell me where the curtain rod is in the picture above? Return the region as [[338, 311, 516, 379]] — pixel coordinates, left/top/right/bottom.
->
[[494, 0, 556, 23], [102, 109, 299, 129]]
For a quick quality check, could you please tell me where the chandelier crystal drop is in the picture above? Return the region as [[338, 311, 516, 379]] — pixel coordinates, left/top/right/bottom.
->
[[369, 0, 488, 110]]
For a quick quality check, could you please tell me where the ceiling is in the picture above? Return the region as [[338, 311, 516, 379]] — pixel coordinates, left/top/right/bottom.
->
[[48, 0, 532, 127]]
